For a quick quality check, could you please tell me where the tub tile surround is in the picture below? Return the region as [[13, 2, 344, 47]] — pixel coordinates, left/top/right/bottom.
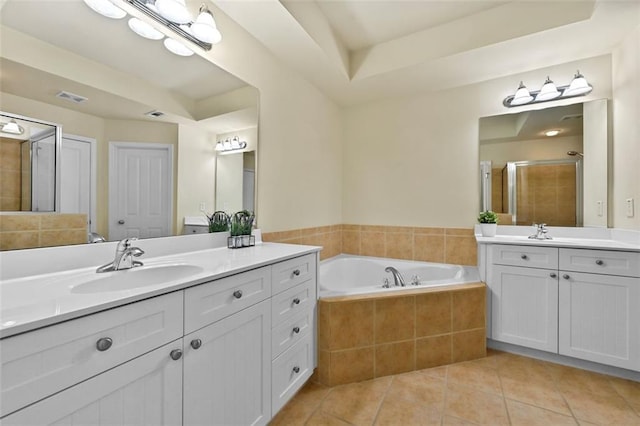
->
[[317, 284, 486, 386], [272, 350, 640, 426], [0, 213, 87, 250], [263, 224, 478, 265]]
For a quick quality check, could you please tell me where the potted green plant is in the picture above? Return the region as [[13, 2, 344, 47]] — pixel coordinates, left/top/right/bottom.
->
[[206, 211, 230, 233], [478, 210, 499, 237], [228, 210, 255, 248]]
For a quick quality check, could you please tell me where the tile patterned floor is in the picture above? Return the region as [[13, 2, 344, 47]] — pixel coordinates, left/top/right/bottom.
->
[[270, 350, 640, 425]]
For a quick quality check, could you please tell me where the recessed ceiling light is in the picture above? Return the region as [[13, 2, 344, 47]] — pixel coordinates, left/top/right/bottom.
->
[[545, 130, 560, 137]]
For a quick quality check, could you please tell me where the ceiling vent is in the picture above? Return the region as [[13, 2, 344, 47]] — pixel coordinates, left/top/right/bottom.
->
[[559, 114, 583, 122], [145, 110, 165, 118], [56, 91, 88, 104]]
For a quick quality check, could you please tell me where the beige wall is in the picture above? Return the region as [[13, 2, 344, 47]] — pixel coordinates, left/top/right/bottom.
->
[[343, 55, 612, 228], [612, 27, 640, 231]]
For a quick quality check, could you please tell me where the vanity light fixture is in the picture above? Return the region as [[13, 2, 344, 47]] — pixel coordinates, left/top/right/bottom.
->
[[215, 136, 247, 153], [0, 119, 24, 135], [83, 0, 222, 57], [503, 71, 593, 108]]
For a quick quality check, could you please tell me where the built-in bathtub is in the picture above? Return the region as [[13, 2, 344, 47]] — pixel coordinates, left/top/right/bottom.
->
[[317, 255, 486, 386]]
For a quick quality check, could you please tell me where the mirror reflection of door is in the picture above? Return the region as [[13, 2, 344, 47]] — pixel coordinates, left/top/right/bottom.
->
[[109, 142, 174, 241], [60, 135, 95, 233]]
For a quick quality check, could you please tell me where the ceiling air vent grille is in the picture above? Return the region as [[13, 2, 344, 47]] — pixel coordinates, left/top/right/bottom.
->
[[145, 110, 165, 118], [56, 91, 88, 104], [559, 114, 583, 122]]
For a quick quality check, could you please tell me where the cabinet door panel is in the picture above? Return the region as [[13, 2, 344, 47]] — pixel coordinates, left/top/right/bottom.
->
[[184, 299, 271, 426], [490, 265, 558, 352], [2, 341, 183, 426], [559, 272, 640, 371]]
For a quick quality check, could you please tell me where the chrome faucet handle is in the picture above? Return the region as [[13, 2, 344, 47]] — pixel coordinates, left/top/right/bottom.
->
[[118, 237, 138, 248], [382, 277, 390, 288], [410, 275, 421, 286]]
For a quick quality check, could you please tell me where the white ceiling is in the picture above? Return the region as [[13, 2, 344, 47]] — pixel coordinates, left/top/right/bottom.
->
[[215, 0, 640, 105]]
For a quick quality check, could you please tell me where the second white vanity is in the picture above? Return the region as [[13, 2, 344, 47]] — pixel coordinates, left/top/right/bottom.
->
[[477, 226, 640, 376], [0, 235, 320, 425]]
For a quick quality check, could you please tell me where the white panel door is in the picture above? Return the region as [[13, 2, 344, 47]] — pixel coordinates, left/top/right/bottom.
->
[[1, 342, 183, 426], [60, 136, 93, 231], [490, 265, 559, 352], [559, 271, 640, 371], [109, 142, 173, 241], [184, 299, 271, 426]]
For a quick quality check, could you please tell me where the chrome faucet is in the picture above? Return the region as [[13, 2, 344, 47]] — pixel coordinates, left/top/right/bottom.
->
[[385, 266, 406, 287], [96, 237, 145, 273], [528, 223, 552, 240]]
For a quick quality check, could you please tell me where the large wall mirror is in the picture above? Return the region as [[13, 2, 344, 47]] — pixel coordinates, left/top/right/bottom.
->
[[479, 99, 609, 228], [0, 0, 259, 250]]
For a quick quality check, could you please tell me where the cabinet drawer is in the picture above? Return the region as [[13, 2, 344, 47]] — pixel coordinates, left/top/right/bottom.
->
[[490, 244, 558, 269], [272, 254, 316, 295], [272, 308, 314, 359], [272, 333, 313, 414], [272, 279, 316, 328], [184, 266, 271, 333], [560, 249, 640, 278], [0, 292, 183, 418]]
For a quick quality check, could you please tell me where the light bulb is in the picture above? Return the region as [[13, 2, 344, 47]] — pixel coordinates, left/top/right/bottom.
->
[[128, 18, 164, 40], [163, 38, 194, 56]]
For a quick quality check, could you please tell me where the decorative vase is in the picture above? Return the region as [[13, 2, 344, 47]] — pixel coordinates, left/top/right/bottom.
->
[[480, 223, 497, 237]]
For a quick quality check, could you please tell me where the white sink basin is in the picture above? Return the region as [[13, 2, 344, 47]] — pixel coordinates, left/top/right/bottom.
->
[[71, 264, 204, 294]]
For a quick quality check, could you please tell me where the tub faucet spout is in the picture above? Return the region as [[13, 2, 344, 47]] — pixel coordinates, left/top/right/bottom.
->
[[385, 266, 406, 287]]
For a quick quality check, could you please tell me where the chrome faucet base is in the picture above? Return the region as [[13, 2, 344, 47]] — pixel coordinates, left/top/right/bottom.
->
[[528, 223, 553, 240], [385, 266, 406, 287], [96, 238, 145, 273]]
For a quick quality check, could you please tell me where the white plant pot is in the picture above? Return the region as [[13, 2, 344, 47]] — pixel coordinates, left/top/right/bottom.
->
[[480, 223, 497, 237]]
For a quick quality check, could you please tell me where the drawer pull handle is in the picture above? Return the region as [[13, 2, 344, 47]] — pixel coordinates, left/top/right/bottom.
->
[[550, 273, 557, 278], [292, 298, 301, 305], [292, 366, 300, 374], [563, 274, 570, 280], [292, 269, 301, 277], [521, 254, 528, 260], [293, 326, 300, 334], [596, 260, 604, 266], [190, 339, 202, 350], [170, 349, 183, 361], [96, 337, 113, 352], [233, 290, 243, 299]]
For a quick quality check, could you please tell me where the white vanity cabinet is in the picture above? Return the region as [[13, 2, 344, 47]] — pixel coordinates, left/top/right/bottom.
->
[[558, 249, 640, 371], [488, 245, 559, 352], [485, 243, 640, 372]]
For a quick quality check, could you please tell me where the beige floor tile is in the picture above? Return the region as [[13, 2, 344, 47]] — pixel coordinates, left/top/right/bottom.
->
[[374, 395, 442, 425], [496, 353, 555, 384], [386, 370, 446, 406], [445, 384, 510, 425], [608, 376, 640, 412], [545, 363, 618, 397], [441, 415, 479, 425], [293, 381, 332, 407], [447, 361, 503, 396], [562, 387, 640, 425], [306, 410, 351, 426], [500, 374, 572, 416], [320, 377, 391, 425], [420, 365, 448, 380], [270, 397, 318, 426], [506, 399, 577, 426]]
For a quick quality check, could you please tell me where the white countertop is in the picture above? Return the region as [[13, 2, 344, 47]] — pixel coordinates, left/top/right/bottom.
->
[[474, 226, 640, 252], [0, 243, 320, 339]]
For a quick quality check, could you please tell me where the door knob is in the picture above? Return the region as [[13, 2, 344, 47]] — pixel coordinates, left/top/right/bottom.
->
[[563, 274, 570, 280], [118, 220, 125, 225], [292, 326, 300, 334], [550, 273, 557, 278]]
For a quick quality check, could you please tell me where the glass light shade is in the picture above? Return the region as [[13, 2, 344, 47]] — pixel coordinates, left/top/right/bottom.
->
[[509, 81, 533, 106], [163, 37, 194, 56], [215, 141, 224, 151], [1, 120, 24, 135], [83, 0, 126, 19], [536, 77, 561, 101], [564, 71, 592, 96], [155, 0, 192, 24], [191, 9, 222, 44], [128, 18, 164, 40]]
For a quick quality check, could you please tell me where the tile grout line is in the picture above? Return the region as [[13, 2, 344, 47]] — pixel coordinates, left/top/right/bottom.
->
[[541, 360, 581, 424]]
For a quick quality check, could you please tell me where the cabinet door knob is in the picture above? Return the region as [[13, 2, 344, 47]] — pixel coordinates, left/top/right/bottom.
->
[[292, 269, 301, 277], [96, 337, 113, 352], [563, 274, 571, 280], [118, 220, 125, 225], [595, 259, 604, 266], [170, 349, 183, 361], [521, 254, 528, 260], [292, 326, 300, 334], [190, 339, 202, 350], [550, 273, 557, 278], [233, 290, 243, 299], [292, 366, 300, 374], [292, 297, 301, 305]]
